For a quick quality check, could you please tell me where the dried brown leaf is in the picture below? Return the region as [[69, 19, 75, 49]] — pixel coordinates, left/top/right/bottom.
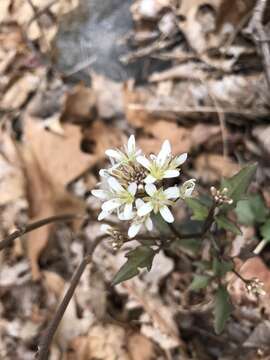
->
[[138, 120, 192, 155], [195, 154, 240, 182]]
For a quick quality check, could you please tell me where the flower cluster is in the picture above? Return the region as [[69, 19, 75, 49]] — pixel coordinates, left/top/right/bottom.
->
[[245, 277, 266, 297], [92, 135, 195, 238], [210, 186, 233, 205]]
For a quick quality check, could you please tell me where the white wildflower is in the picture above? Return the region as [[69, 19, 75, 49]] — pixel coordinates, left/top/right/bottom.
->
[[92, 177, 137, 220], [105, 135, 141, 165], [128, 199, 153, 238], [180, 179, 196, 198], [137, 140, 187, 183], [137, 184, 179, 223]]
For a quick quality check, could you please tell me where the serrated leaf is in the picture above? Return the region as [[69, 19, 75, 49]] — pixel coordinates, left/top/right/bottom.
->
[[221, 164, 257, 209], [236, 194, 268, 226], [190, 274, 211, 291], [185, 198, 209, 221], [215, 214, 242, 235], [112, 246, 156, 285], [214, 286, 233, 334], [213, 258, 233, 278], [260, 219, 270, 241]]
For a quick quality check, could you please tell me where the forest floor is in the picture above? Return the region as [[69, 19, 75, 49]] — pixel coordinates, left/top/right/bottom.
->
[[1, 0, 270, 359]]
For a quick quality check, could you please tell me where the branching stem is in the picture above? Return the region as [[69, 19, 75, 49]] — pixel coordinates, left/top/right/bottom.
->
[[0, 214, 84, 252]]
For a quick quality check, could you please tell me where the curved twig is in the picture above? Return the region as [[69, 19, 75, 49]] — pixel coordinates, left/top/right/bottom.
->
[[0, 214, 84, 252], [37, 234, 107, 360]]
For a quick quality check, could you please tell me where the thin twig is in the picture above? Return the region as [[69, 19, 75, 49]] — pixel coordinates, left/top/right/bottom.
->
[[168, 223, 182, 238], [168, 202, 217, 242], [37, 234, 107, 359], [0, 214, 84, 252], [28, 0, 59, 26]]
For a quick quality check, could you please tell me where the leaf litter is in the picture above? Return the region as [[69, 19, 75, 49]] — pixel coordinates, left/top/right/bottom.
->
[[0, 0, 270, 359]]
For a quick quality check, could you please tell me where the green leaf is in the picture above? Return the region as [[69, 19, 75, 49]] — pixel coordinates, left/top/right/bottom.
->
[[112, 246, 156, 285], [185, 198, 209, 221], [260, 219, 270, 241], [215, 214, 242, 235], [236, 194, 268, 226], [172, 238, 201, 255], [189, 275, 211, 291], [213, 258, 233, 278], [214, 286, 233, 334], [221, 164, 257, 209]]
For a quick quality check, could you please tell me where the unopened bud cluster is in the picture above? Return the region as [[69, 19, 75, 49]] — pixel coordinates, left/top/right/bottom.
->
[[210, 187, 233, 205], [92, 135, 196, 239], [245, 277, 266, 296], [101, 224, 127, 250]]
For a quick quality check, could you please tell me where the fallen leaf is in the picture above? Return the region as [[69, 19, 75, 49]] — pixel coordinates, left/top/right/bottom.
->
[[178, 0, 255, 53], [0, 128, 25, 205], [23, 115, 94, 188], [253, 126, 270, 155], [228, 257, 270, 311], [195, 154, 240, 182], [1, 73, 40, 110], [124, 81, 155, 128], [92, 73, 123, 119], [138, 120, 192, 155], [63, 83, 96, 122], [127, 333, 155, 360]]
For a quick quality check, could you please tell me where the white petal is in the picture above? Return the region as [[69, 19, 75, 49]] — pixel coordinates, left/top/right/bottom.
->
[[160, 206, 174, 223], [181, 179, 196, 198], [100, 224, 111, 233], [157, 140, 171, 165], [144, 174, 157, 184], [105, 149, 123, 161], [164, 169, 180, 178], [99, 169, 109, 177], [91, 189, 109, 199], [164, 186, 180, 199], [185, 188, 194, 197], [124, 203, 133, 220], [137, 202, 153, 217], [102, 199, 121, 211], [128, 182, 137, 196], [145, 183, 157, 197], [107, 177, 124, 192], [128, 223, 142, 238], [136, 156, 151, 169], [175, 153, 188, 166], [145, 217, 153, 231], [118, 211, 126, 221], [135, 198, 144, 209], [98, 210, 110, 221], [127, 134, 135, 153]]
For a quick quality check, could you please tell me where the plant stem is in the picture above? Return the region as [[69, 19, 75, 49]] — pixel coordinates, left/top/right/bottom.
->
[[0, 214, 84, 252], [168, 202, 217, 241], [37, 234, 107, 360]]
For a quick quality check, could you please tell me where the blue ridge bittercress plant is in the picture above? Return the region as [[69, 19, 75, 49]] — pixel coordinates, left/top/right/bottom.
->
[[92, 135, 195, 234], [91, 135, 263, 335]]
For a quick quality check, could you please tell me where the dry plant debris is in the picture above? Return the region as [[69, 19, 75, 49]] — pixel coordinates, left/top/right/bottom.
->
[[0, 0, 270, 359]]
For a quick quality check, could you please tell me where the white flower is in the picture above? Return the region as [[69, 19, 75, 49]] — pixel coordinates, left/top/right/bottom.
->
[[128, 199, 153, 238], [137, 184, 179, 223], [92, 177, 137, 220], [180, 179, 196, 198], [105, 135, 141, 165], [137, 140, 187, 183]]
